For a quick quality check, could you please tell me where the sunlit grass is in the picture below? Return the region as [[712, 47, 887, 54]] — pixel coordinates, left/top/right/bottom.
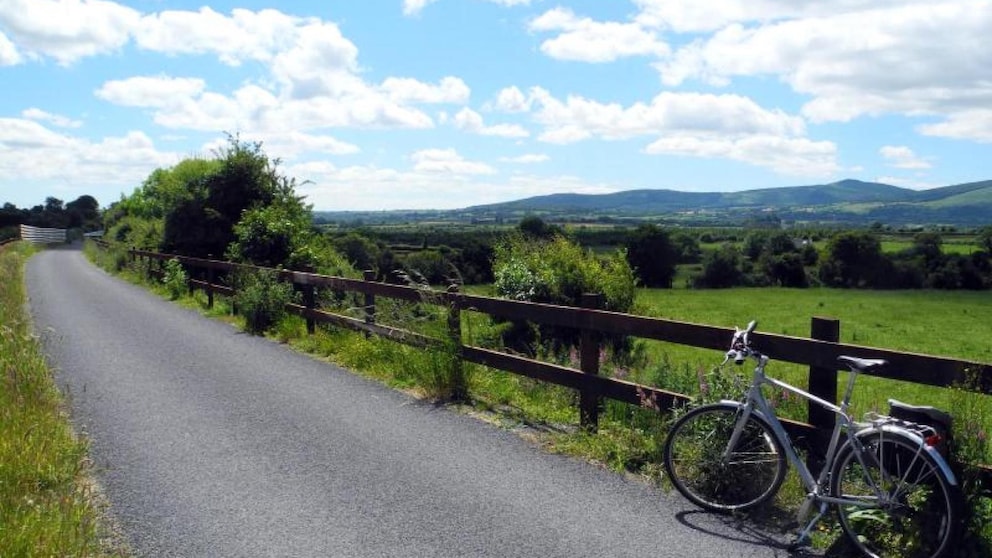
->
[[1, 242, 126, 557]]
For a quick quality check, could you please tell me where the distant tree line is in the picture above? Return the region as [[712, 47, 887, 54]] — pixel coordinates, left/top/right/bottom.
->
[[0, 195, 102, 240]]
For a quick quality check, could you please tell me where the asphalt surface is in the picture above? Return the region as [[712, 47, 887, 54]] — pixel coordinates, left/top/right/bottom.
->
[[26, 245, 797, 557]]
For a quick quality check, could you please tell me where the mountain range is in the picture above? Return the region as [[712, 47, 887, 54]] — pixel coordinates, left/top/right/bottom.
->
[[317, 179, 992, 227], [458, 178, 992, 227]]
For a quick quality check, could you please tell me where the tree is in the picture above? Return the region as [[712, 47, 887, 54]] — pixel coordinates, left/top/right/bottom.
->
[[976, 226, 992, 254], [625, 224, 678, 288], [518, 215, 558, 239], [66, 195, 101, 230], [332, 233, 381, 272], [763, 253, 808, 288], [818, 232, 885, 288], [695, 244, 744, 288], [162, 136, 282, 258], [672, 232, 702, 263]]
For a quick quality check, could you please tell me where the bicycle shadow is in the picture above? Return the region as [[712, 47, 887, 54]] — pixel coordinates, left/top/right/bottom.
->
[[674, 510, 859, 557]]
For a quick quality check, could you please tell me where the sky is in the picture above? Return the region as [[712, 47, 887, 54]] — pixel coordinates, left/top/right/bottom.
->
[[1, 0, 991, 212]]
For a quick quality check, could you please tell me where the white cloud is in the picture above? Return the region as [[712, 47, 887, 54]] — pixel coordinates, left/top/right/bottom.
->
[[529, 7, 669, 63], [650, 2, 992, 142], [634, 0, 864, 33], [499, 154, 549, 164], [0, 31, 21, 65], [453, 108, 529, 138], [493, 86, 531, 113], [530, 89, 806, 142], [94, 75, 208, 108], [21, 108, 82, 128], [410, 148, 496, 175], [402, 0, 439, 16], [644, 134, 839, 176], [880, 146, 932, 169], [403, 0, 529, 17], [0, 118, 177, 187], [918, 110, 992, 144], [0, 0, 139, 65], [380, 76, 470, 104], [133, 7, 303, 66]]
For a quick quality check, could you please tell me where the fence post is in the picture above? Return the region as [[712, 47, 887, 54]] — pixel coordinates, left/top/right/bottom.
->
[[808, 316, 840, 472], [447, 283, 467, 401], [206, 256, 215, 309], [363, 269, 376, 339], [301, 265, 316, 335], [579, 293, 604, 432]]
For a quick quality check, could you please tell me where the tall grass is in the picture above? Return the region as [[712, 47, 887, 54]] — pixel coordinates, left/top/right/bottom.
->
[[0, 242, 124, 557]]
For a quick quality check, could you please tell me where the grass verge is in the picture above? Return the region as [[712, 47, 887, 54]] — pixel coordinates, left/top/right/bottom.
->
[[1, 242, 126, 557]]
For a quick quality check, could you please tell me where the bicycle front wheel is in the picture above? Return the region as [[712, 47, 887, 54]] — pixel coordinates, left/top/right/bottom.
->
[[830, 432, 961, 558], [663, 403, 786, 512]]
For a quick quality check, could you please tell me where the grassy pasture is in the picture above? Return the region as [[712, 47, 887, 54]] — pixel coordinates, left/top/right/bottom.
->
[[633, 287, 992, 438]]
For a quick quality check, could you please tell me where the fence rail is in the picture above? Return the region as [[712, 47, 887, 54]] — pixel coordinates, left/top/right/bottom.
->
[[101, 242, 992, 482]]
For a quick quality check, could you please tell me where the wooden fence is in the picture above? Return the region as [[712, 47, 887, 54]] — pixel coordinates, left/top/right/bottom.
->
[[103, 242, 992, 480]]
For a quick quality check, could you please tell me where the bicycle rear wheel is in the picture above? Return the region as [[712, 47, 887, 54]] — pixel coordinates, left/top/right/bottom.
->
[[830, 432, 960, 558], [663, 403, 786, 512]]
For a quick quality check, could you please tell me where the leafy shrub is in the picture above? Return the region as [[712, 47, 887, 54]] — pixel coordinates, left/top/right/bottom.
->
[[232, 270, 298, 335], [162, 258, 188, 300], [492, 233, 636, 354]]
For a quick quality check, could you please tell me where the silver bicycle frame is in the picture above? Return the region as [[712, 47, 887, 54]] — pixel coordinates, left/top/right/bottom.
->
[[720, 350, 957, 542]]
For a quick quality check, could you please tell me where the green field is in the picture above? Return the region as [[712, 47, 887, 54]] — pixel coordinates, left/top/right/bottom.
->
[[632, 287, 992, 436]]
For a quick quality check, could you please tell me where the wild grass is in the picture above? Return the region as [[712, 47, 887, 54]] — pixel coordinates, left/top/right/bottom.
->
[[1, 242, 125, 557]]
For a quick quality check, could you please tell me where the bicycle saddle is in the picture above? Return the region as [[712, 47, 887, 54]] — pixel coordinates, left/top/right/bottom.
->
[[837, 355, 888, 372]]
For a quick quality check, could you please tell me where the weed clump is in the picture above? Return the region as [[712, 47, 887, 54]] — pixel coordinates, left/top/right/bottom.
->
[[232, 270, 297, 335]]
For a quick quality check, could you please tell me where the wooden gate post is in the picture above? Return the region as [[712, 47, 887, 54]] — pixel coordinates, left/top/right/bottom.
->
[[808, 316, 840, 472], [446, 284, 467, 401], [301, 265, 316, 335], [363, 269, 376, 339], [579, 293, 604, 432], [206, 257, 215, 309]]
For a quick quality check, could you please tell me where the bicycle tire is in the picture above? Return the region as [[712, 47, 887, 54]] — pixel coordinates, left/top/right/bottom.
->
[[830, 431, 961, 558], [663, 403, 787, 512]]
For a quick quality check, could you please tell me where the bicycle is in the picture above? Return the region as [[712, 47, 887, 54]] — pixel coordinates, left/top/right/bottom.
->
[[662, 320, 961, 558]]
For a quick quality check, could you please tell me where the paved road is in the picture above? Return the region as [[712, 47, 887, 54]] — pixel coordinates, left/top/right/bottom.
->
[[27, 246, 795, 557]]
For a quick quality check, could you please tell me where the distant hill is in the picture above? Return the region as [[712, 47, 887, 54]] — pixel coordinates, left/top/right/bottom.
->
[[315, 179, 992, 227], [455, 179, 992, 227]]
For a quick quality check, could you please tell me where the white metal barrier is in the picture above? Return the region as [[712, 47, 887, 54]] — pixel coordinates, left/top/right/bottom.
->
[[20, 224, 67, 244]]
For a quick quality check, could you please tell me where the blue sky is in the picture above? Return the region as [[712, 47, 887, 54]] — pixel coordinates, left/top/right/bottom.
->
[[1, 0, 990, 211]]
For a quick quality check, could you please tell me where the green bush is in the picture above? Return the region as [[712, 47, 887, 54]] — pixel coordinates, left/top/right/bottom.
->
[[232, 270, 298, 335], [492, 233, 636, 355], [162, 258, 188, 300]]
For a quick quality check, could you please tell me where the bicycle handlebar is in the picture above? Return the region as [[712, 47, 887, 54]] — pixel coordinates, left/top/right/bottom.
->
[[723, 319, 760, 366]]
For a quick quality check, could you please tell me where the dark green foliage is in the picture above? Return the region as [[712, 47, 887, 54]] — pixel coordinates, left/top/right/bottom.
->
[[672, 232, 702, 263], [763, 253, 808, 287], [695, 244, 744, 288], [162, 137, 280, 258], [1, 195, 102, 232], [333, 233, 381, 272], [518, 214, 559, 239], [162, 258, 188, 300], [625, 224, 678, 288], [818, 231, 884, 288], [402, 249, 451, 285], [232, 270, 298, 335], [493, 233, 636, 353]]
